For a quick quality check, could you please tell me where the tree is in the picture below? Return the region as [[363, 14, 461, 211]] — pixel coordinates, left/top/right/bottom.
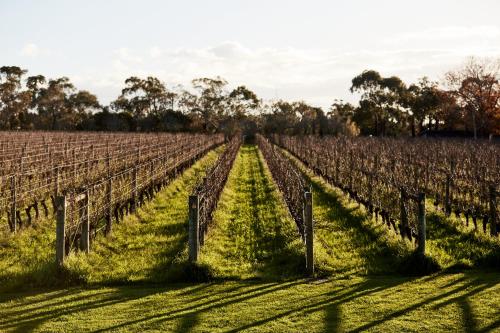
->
[[224, 85, 260, 135], [350, 70, 407, 136], [69, 90, 101, 128], [0, 66, 32, 129], [406, 77, 442, 136], [430, 89, 462, 133], [261, 100, 299, 134], [445, 57, 500, 138], [112, 76, 176, 130], [228, 85, 259, 118], [328, 100, 359, 136], [191, 77, 228, 132], [35, 77, 76, 130]]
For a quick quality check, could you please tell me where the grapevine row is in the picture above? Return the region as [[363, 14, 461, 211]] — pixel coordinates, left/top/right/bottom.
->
[[271, 135, 499, 239], [2, 132, 224, 233], [188, 135, 242, 261], [256, 134, 308, 239]]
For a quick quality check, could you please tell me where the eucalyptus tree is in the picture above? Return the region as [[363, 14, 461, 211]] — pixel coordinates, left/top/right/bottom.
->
[[225, 85, 260, 135], [228, 85, 259, 117], [350, 70, 407, 136], [406, 77, 442, 136], [112, 76, 178, 130], [328, 99, 359, 136], [191, 77, 228, 132], [113, 76, 171, 116], [69, 90, 101, 128], [0, 66, 32, 129], [261, 100, 299, 134], [35, 77, 76, 130]]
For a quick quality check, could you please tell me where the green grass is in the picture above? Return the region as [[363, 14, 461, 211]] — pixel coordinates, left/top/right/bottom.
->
[[1, 144, 499, 332], [280, 149, 411, 276], [0, 147, 224, 291], [425, 206, 500, 270], [280, 147, 500, 273], [0, 272, 499, 332], [0, 204, 59, 292], [199, 145, 304, 279]]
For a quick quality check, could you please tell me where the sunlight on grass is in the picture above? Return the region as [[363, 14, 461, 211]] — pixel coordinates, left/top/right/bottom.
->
[[0, 272, 498, 332], [281, 147, 500, 273], [64, 147, 225, 284], [280, 148, 411, 276], [424, 204, 500, 270], [0, 147, 224, 291], [199, 145, 304, 279]]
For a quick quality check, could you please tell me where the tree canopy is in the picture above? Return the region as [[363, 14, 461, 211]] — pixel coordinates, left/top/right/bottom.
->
[[0, 57, 498, 137]]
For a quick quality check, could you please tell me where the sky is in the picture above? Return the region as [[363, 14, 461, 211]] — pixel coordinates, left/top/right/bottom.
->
[[1, 0, 500, 109]]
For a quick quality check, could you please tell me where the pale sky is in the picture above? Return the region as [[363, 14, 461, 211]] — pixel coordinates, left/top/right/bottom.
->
[[1, 0, 500, 109]]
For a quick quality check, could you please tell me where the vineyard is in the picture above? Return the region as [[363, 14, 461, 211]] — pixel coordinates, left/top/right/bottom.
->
[[2, 1, 500, 330], [272, 134, 500, 241], [0, 131, 499, 332], [0, 132, 224, 259]]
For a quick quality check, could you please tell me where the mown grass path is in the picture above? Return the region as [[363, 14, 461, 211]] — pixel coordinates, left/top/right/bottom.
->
[[279, 149, 407, 276], [0, 147, 223, 291], [425, 207, 500, 269], [1, 144, 500, 332], [280, 147, 500, 272], [0, 272, 499, 332], [66, 147, 225, 284], [199, 145, 304, 279]]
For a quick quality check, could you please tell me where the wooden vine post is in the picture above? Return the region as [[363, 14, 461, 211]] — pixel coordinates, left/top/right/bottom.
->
[[188, 195, 200, 262], [490, 186, 497, 237], [304, 189, 314, 277], [105, 155, 113, 236], [400, 187, 408, 239], [417, 192, 426, 255], [10, 175, 17, 233], [132, 148, 140, 212], [55, 195, 66, 266], [79, 190, 90, 254]]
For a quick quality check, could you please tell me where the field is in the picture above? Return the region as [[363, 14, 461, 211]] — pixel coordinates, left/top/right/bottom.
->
[[0, 132, 499, 332]]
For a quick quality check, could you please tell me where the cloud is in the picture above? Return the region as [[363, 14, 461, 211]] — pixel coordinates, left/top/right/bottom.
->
[[71, 32, 500, 108], [149, 46, 162, 58], [20, 43, 39, 57], [385, 26, 500, 44], [20, 43, 55, 58], [114, 48, 143, 64]]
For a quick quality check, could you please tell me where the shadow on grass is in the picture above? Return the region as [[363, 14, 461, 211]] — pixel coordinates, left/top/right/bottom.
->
[[0, 288, 159, 333], [0, 258, 88, 296], [349, 273, 498, 333], [312, 178, 403, 270], [287, 155, 420, 276], [0, 272, 498, 332], [90, 281, 302, 333], [199, 145, 305, 280], [426, 211, 500, 270]]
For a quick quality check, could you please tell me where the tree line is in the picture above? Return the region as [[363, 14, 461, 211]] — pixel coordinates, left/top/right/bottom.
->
[[0, 57, 498, 138]]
